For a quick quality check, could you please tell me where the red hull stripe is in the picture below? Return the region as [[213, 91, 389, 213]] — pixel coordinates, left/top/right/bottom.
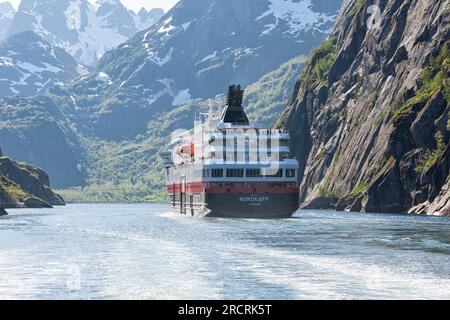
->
[[204, 188, 299, 194], [167, 181, 299, 194]]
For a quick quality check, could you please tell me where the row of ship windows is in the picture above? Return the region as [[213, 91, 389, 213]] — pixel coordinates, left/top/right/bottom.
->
[[208, 152, 291, 161], [209, 182, 297, 188], [202, 168, 297, 178], [210, 140, 290, 147]]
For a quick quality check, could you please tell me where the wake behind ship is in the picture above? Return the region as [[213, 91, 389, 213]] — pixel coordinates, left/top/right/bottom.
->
[[164, 85, 300, 218]]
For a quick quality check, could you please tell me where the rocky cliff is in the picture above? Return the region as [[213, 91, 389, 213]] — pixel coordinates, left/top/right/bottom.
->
[[278, 0, 449, 216], [0, 147, 64, 211]]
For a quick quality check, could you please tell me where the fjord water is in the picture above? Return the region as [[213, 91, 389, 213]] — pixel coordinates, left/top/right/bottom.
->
[[0, 204, 449, 300]]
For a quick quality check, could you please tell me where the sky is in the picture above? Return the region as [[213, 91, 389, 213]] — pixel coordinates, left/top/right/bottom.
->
[[7, 0, 179, 12]]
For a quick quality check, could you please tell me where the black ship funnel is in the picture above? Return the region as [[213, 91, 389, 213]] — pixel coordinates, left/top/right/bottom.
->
[[220, 84, 249, 126]]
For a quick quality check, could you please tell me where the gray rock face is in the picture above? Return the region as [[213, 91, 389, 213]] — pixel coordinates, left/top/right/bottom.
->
[[301, 197, 337, 210], [6, 0, 163, 65], [278, 0, 450, 216], [0, 31, 84, 97], [0, 155, 65, 208], [0, 156, 64, 206], [0, 2, 15, 41], [135, 8, 164, 30], [96, 0, 138, 38]]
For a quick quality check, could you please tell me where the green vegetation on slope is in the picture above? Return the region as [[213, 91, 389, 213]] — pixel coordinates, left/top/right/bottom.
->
[[416, 131, 446, 174], [349, 181, 369, 198], [0, 156, 64, 207], [299, 36, 338, 86], [393, 41, 449, 119], [245, 56, 306, 126], [59, 102, 201, 203], [388, 41, 450, 175], [351, 0, 365, 16], [0, 175, 29, 201], [318, 185, 341, 199]]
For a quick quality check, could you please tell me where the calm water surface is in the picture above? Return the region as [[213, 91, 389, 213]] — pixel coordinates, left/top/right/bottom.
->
[[0, 203, 449, 299]]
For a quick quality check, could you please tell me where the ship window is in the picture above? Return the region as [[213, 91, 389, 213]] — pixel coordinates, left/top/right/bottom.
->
[[286, 169, 296, 178], [280, 152, 289, 161], [246, 169, 261, 178], [262, 169, 283, 177], [226, 169, 244, 178], [202, 169, 210, 178], [211, 169, 223, 178]]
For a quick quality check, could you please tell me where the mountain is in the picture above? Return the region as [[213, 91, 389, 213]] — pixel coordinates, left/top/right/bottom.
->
[[277, 0, 450, 216], [134, 7, 165, 31], [6, 0, 164, 66], [0, 147, 65, 211], [0, 1, 15, 41], [95, 0, 138, 38], [0, 31, 87, 97], [1, 0, 341, 199], [245, 55, 307, 126], [0, 95, 88, 188], [60, 0, 341, 140]]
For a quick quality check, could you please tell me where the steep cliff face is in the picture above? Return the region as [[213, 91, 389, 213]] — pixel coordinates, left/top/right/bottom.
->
[[0, 148, 64, 210], [278, 0, 449, 216]]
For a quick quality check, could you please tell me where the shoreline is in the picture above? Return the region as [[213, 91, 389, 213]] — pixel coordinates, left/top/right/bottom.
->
[[0, 207, 7, 216], [3, 202, 450, 220]]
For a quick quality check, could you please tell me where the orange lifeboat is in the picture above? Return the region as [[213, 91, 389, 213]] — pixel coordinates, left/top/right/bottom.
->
[[175, 142, 194, 157]]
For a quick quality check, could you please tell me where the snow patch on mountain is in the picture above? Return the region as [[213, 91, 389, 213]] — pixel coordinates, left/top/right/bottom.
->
[[0, 31, 82, 97], [181, 21, 192, 31], [0, 2, 15, 41], [147, 47, 174, 66], [197, 51, 218, 65], [140, 78, 177, 105], [6, 0, 164, 66], [158, 16, 175, 34], [0, 57, 13, 66], [16, 61, 64, 74], [65, 0, 83, 30], [257, 0, 337, 36], [96, 71, 111, 83], [57, 2, 130, 65], [77, 64, 90, 76], [172, 89, 191, 106]]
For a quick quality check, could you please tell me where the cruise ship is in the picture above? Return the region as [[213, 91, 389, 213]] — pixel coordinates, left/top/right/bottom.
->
[[164, 85, 299, 218]]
